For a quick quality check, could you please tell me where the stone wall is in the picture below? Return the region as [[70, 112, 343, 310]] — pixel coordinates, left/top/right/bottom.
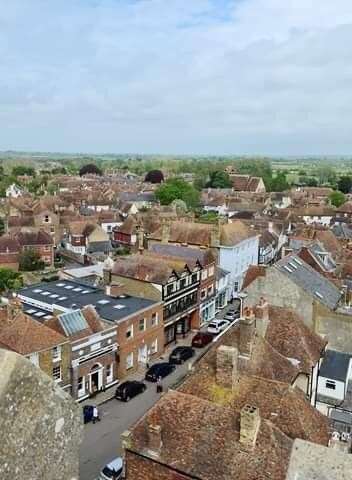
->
[[244, 268, 314, 329], [0, 349, 82, 480]]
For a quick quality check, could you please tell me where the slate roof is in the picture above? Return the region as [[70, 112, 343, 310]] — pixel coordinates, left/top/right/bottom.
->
[[87, 241, 112, 254], [18, 279, 158, 323], [319, 349, 352, 382], [332, 223, 352, 240], [275, 254, 342, 310], [150, 244, 216, 267]]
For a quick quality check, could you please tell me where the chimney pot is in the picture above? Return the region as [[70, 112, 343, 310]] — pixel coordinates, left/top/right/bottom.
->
[[239, 310, 255, 357], [255, 298, 269, 337], [147, 423, 162, 457], [106, 283, 125, 298], [240, 404, 261, 449]]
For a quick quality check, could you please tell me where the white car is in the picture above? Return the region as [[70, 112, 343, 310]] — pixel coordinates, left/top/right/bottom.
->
[[99, 457, 123, 480], [207, 319, 230, 335]]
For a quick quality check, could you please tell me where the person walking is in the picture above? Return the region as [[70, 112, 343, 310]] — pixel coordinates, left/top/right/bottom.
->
[[92, 405, 100, 424], [156, 376, 163, 394]]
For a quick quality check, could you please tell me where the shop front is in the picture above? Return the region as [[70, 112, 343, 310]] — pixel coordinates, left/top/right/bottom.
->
[[164, 315, 192, 346], [200, 298, 216, 326]]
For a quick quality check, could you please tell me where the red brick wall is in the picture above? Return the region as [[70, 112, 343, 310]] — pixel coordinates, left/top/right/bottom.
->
[[117, 305, 164, 379]]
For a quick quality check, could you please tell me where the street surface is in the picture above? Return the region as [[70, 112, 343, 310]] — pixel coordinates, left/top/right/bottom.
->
[[79, 300, 239, 480], [79, 351, 200, 480]]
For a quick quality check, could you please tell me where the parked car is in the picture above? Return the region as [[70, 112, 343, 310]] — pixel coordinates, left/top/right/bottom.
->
[[224, 310, 241, 322], [115, 380, 146, 402], [99, 457, 123, 480], [145, 362, 176, 382], [207, 319, 230, 335], [191, 331, 214, 348], [169, 346, 195, 364], [83, 405, 94, 424]]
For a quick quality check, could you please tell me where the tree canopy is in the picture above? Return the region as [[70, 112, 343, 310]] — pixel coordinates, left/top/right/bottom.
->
[[155, 178, 200, 208], [206, 171, 232, 188], [0, 268, 23, 293], [19, 249, 45, 271], [79, 164, 103, 176], [338, 176, 352, 194], [144, 169, 164, 184], [268, 171, 289, 192], [12, 165, 36, 177], [329, 190, 346, 207]]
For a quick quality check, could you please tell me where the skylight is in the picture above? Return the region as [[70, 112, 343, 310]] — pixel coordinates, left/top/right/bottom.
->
[[288, 262, 298, 270], [56, 283, 65, 287], [293, 257, 303, 266], [315, 291, 323, 299], [82, 290, 91, 294], [34, 312, 45, 317], [26, 309, 36, 314], [64, 285, 73, 289], [33, 289, 42, 293], [113, 304, 125, 309], [73, 288, 82, 292], [50, 294, 59, 298], [283, 265, 293, 273], [58, 296, 67, 301], [41, 291, 50, 296], [97, 299, 110, 305]]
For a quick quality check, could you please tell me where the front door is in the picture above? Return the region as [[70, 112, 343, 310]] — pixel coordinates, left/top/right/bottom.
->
[[90, 364, 103, 393]]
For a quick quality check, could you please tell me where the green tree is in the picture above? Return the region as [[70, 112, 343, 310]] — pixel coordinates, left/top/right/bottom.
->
[[269, 171, 289, 192], [19, 249, 45, 271], [306, 177, 318, 187], [12, 165, 36, 177], [0, 218, 5, 236], [315, 165, 336, 185], [206, 171, 232, 188], [329, 190, 346, 207], [193, 174, 207, 191], [51, 166, 67, 175], [338, 176, 352, 194], [155, 178, 200, 209], [0, 268, 23, 293]]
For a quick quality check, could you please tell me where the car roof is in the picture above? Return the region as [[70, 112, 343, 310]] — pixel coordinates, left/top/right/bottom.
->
[[106, 457, 123, 471], [150, 362, 169, 369]]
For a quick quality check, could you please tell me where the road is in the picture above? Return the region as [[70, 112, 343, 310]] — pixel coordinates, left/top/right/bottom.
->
[[79, 350, 201, 480], [79, 300, 239, 480]]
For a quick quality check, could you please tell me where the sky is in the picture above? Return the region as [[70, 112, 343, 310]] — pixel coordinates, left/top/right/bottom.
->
[[1, 0, 352, 155]]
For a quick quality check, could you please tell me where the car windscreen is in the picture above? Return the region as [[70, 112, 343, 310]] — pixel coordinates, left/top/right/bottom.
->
[[102, 466, 123, 478], [208, 323, 216, 328]]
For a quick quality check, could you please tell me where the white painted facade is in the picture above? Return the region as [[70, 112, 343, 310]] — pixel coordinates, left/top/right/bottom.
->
[[219, 235, 259, 298], [101, 221, 122, 234], [6, 183, 23, 198], [215, 270, 231, 310], [302, 215, 333, 227]]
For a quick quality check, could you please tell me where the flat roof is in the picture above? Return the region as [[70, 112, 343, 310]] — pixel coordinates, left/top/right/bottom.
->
[[18, 279, 158, 323]]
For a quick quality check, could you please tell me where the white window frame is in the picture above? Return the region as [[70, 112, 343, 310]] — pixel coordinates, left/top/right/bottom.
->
[[126, 325, 133, 339], [52, 345, 61, 362], [106, 363, 113, 383], [201, 289, 207, 300], [126, 352, 134, 370], [78, 376, 85, 397], [208, 266, 214, 277], [53, 365, 62, 382], [139, 318, 146, 332], [149, 338, 158, 355], [151, 312, 158, 327], [201, 270, 208, 280], [29, 352, 39, 366]]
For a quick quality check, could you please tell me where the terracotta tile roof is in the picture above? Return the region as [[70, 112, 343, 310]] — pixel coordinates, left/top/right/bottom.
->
[[242, 265, 266, 289], [129, 390, 293, 480], [0, 311, 67, 354], [220, 220, 257, 246], [0, 234, 20, 253], [69, 221, 96, 236], [8, 216, 35, 228], [337, 200, 352, 213], [179, 373, 328, 446], [265, 306, 327, 374], [14, 229, 54, 246]]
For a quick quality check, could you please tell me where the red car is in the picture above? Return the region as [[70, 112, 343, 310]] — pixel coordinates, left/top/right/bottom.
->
[[191, 331, 214, 348]]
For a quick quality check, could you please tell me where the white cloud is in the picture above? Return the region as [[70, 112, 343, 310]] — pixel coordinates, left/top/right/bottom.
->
[[1, 0, 352, 154]]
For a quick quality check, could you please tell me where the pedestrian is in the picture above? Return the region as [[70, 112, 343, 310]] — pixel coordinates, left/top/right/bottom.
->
[[156, 376, 163, 394], [92, 405, 100, 424]]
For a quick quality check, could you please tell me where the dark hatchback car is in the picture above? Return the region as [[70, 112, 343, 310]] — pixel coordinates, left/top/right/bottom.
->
[[191, 331, 214, 348], [83, 405, 94, 424], [115, 380, 146, 402], [169, 346, 195, 364], [145, 362, 176, 382]]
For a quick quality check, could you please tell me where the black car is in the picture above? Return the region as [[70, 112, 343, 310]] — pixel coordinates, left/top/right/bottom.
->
[[169, 346, 195, 365], [145, 362, 176, 382], [115, 380, 146, 402], [83, 405, 94, 424]]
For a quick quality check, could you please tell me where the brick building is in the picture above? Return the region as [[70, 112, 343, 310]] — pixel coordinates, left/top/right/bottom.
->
[[15, 229, 54, 266], [0, 299, 71, 393]]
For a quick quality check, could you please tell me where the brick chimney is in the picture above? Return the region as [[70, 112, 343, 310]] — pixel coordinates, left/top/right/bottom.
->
[[6, 296, 23, 322], [240, 404, 261, 449], [255, 297, 269, 338], [147, 424, 162, 457], [106, 282, 125, 298], [216, 345, 238, 390], [161, 219, 170, 244], [239, 307, 255, 358], [136, 225, 144, 253]]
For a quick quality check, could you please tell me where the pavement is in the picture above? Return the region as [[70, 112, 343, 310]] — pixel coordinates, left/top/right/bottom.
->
[[79, 300, 239, 480]]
